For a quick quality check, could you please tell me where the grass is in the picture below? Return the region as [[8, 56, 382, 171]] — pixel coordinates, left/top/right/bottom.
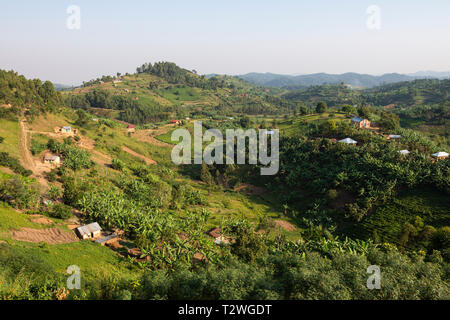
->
[[277, 112, 348, 137], [0, 119, 19, 158], [28, 112, 71, 133], [0, 203, 44, 239], [30, 133, 49, 155]]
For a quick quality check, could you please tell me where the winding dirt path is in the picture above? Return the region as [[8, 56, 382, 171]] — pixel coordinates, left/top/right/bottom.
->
[[133, 123, 176, 147], [18, 119, 35, 171], [121, 146, 156, 165]]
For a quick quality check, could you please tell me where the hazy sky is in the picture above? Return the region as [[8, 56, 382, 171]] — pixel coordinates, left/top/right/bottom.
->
[[1, 0, 449, 85]]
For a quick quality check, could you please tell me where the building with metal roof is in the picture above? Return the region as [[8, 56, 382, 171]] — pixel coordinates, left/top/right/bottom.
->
[[75, 222, 102, 240], [351, 117, 371, 128], [338, 137, 357, 145], [432, 152, 449, 159]]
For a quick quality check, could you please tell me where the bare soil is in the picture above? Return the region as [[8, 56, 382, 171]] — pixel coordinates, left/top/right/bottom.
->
[[133, 124, 176, 147], [29, 215, 53, 225], [234, 183, 266, 196], [12, 227, 78, 244], [273, 220, 297, 232]]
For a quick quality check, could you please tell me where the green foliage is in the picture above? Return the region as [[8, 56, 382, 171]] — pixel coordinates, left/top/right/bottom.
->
[[316, 101, 327, 113], [0, 70, 61, 113], [47, 140, 93, 171], [111, 158, 125, 171], [0, 152, 32, 176], [48, 203, 72, 220], [0, 176, 40, 210], [134, 247, 448, 300]]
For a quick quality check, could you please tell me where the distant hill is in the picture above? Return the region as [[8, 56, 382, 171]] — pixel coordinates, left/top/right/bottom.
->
[[281, 79, 450, 109], [64, 62, 300, 124], [407, 71, 450, 79], [237, 71, 450, 88], [53, 83, 75, 91]]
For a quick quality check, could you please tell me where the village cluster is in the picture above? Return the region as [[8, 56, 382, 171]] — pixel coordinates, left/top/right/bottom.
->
[[37, 115, 448, 260], [336, 117, 449, 160]]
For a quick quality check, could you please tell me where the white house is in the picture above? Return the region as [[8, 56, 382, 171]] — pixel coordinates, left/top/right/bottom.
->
[[398, 150, 410, 155], [338, 138, 357, 145], [432, 152, 449, 160]]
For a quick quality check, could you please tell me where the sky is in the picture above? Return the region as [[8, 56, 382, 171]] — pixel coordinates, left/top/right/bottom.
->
[[1, 0, 449, 85]]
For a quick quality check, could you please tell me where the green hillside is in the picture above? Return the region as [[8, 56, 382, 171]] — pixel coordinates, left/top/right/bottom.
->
[[0, 67, 448, 300]]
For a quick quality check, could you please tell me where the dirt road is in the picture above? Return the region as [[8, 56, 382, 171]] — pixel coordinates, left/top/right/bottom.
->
[[121, 146, 156, 165], [18, 119, 35, 171], [133, 123, 176, 147]]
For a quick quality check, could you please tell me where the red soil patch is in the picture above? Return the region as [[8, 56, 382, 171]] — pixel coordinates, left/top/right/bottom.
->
[[29, 215, 53, 225], [234, 183, 266, 196], [273, 220, 297, 232], [12, 227, 78, 244]]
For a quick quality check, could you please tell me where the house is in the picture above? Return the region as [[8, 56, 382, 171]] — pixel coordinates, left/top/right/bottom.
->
[[61, 126, 71, 133], [170, 119, 181, 124], [338, 138, 357, 145], [92, 118, 99, 122], [75, 222, 102, 240], [351, 117, 371, 128], [388, 134, 401, 140], [127, 124, 135, 133], [206, 227, 233, 245], [43, 154, 60, 164], [432, 152, 449, 160], [398, 150, 410, 155]]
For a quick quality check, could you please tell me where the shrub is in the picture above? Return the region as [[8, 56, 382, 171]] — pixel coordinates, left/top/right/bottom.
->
[[111, 158, 125, 171], [48, 203, 72, 219]]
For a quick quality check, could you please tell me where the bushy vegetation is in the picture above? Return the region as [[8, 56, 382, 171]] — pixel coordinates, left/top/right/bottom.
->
[[0, 152, 32, 176], [47, 139, 93, 171], [0, 69, 61, 114]]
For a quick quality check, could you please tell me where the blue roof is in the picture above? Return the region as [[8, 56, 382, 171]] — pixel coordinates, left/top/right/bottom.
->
[[62, 126, 71, 129], [351, 117, 364, 122]]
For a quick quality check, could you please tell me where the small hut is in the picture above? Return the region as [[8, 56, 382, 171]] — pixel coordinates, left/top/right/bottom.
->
[[75, 222, 102, 240], [351, 117, 370, 128], [43, 154, 60, 164], [338, 138, 357, 145], [432, 152, 449, 160], [127, 124, 135, 133]]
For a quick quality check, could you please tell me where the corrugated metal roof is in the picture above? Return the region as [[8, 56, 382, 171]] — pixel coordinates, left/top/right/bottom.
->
[[351, 117, 364, 122], [76, 222, 102, 236], [95, 234, 118, 243], [432, 152, 449, 157], [338, 138, 357, 144]]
